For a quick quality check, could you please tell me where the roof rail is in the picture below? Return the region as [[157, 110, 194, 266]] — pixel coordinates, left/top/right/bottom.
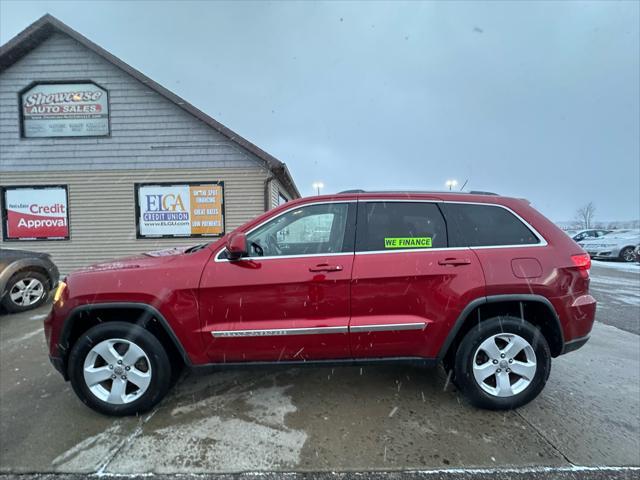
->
[[337, 189, 499, 196], [468, 190, 499, 195]]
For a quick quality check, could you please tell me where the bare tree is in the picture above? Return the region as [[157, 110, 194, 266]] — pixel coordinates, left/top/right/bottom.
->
[[575, 202, 596, 230]]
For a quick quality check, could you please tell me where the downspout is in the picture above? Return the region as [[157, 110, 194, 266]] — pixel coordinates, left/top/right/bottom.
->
[[264, 174, 274, 212]]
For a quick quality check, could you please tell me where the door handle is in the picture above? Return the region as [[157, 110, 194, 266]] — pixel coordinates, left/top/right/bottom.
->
[[438, 258, 472, 266], [309, 264, 343, 272]]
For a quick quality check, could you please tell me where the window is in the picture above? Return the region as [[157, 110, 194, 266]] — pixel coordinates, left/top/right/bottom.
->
[[442, 203, 540, 247], [355, 202, 447, 252], [277, 192, 288, 206], [246, 203, 352, 257]]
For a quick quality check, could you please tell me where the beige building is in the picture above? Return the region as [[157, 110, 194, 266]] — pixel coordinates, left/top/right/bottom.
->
[[0, 15, 299, 272]]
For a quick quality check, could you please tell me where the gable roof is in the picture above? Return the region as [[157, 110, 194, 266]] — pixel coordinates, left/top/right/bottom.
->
[[0, 14, 300, 198]]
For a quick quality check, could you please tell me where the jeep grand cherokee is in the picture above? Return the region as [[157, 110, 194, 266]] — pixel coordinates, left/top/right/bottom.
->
[[45, 191, 596, 415]]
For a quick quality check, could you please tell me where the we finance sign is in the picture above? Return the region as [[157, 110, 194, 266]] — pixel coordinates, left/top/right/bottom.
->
[[136, 183, 224, 238], [2, 186, 70, 240]]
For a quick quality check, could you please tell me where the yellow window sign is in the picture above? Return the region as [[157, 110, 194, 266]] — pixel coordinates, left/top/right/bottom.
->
[[384, 237, 432, 249]]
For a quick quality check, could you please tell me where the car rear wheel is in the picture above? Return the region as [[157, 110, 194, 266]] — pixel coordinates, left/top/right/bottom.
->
[[454, 316, 551, 410], [1, 271, 50, 313], [68, 322, 171, 416], [619, 246, 635, 263]]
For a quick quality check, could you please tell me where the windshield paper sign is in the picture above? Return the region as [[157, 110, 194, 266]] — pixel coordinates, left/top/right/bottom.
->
[[21, 82, 109, 137], [2, 186, 69, 240], [136, 183, 224, 238], [384, 237, 432, 248]]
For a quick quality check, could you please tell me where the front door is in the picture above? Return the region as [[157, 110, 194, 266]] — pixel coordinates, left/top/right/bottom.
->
[[200, 201, 356, 362], [350, 200, 485, 359]]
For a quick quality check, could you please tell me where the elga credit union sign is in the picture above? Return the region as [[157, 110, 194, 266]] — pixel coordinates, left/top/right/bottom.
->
[[135, 183, 225, 238], [20, 82, 109, 138], [1, 186, 70, 240]]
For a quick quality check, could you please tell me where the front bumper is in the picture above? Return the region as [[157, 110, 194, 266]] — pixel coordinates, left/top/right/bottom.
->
[[584, 246, 620, 259]]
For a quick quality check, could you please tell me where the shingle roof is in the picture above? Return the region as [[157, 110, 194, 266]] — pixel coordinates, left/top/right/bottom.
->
[[0, 14, 300, 198]]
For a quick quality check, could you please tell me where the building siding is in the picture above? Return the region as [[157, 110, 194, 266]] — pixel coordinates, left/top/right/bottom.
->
[[0, 168, 266, 272], [0, 31, 297, 272], [0, 32, 271, 172], [270, 178, 290, 209]]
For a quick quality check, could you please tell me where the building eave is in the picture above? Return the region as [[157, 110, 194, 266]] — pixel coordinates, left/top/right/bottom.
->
[[0, 14, 300, 199]]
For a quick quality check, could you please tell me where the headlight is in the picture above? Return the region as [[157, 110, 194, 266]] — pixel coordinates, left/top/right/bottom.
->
[[53, 281, 67, 303]]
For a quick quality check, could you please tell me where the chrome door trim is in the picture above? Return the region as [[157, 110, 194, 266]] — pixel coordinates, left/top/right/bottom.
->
[[211, 325, 349, 337], [355, 247, 470, 256], [350, 322, 427, 333], [216, 250, 353, 262]]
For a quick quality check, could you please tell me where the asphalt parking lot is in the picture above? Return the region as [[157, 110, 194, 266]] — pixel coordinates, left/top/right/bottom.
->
[[0, 260, 638, 478]]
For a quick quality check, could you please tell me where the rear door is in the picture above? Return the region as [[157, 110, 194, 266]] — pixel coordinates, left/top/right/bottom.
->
[[349, 200, 485, 359]]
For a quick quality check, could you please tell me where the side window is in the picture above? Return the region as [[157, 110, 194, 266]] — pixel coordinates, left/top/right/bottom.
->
[[246, 203, 353, 257], [574, 232, 586, 241], [356, 202, 447, 252], [442, 203, 540, 247]]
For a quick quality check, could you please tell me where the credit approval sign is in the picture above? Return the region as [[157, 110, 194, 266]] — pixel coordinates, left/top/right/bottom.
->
[[1, 186, 70, 240], [135, 182, 224, 238]]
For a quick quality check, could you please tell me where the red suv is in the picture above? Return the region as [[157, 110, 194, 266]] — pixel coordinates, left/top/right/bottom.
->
[[45, 191, 596, 415]]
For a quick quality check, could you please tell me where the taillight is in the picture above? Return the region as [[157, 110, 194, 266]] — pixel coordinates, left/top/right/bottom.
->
[[571, 253, 591, 278], [571, 253, 591, 270]]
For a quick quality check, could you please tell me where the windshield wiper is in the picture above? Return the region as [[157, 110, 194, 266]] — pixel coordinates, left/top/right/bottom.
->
[[184, 243, 209, 254]]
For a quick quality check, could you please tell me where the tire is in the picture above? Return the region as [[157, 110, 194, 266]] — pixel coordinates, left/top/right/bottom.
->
[[454, 316, 551, 410], [619, 246, 635, 263], [68, 322, 172, 416], [1, 270, 50, 313]]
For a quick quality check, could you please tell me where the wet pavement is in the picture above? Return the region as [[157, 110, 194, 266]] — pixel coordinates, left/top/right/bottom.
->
[[589, 261, 640, 335], [0, 262, 638, 477]]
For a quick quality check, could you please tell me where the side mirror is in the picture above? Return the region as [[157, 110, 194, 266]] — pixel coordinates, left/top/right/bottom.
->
[[226, 232, 248, 260]]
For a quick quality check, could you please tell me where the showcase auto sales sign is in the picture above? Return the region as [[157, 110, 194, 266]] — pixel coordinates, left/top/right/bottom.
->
[[21, 82, 109, 137], [2, 187, 69, 240]]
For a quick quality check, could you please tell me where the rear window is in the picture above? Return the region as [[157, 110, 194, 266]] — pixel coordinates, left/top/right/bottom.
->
[[442, 203, 540, 247], [356, 202, 447, 251]]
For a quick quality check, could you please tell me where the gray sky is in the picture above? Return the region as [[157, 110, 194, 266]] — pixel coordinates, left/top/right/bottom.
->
[[1, 0, 638, 222]]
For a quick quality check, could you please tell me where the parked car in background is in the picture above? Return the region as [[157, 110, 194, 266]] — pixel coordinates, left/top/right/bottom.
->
[[566, 229, 611, 243], [634, 245, 640, 264], [0, 249, 59, 313], [575, 229, 633, 248], [45, 191, 596, 415], [580, 230, 640, 262]]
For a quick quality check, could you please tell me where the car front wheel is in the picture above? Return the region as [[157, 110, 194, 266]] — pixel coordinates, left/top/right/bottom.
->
[[1, 271, 50, 313], [68, 322, 171, 416], [454, 316, 551, 410]]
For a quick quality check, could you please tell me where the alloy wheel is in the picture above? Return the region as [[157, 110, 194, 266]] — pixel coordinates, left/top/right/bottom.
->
[[83, 338, 152, 404], [9, 278, 45, 307], [472, 333, 537, 397], [622, 248, 635, 262]]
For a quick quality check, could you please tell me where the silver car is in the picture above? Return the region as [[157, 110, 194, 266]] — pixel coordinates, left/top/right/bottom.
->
[[565, 228, 611, 242], [580, 230, 640, 262]]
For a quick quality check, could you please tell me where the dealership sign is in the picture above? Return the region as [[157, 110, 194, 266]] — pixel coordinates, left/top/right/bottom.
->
[[136, 183, 224, 238], [1, 186, 69, 240], [21, 82, 109, 137]]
